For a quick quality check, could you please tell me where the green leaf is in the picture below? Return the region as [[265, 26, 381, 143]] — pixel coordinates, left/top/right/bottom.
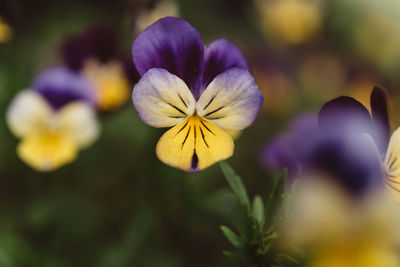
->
[[264, 169, 287, 228], [222, 250, 247, 265], [220, 225, 246, 250], [219, 161, 250, 212], [252, 195, 264, 229]]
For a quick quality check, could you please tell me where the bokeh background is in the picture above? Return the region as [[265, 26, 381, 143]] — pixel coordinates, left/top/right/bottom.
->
[[1, 0, 400, 266]]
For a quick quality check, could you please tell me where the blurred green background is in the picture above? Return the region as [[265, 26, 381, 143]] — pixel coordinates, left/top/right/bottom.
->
[[1, 0, 400, 266]]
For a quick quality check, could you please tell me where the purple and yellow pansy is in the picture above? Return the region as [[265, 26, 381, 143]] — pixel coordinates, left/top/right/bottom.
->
[[131, 17, 263, 172], [61, 26, 135, 111], [6, 67, 99, 171]]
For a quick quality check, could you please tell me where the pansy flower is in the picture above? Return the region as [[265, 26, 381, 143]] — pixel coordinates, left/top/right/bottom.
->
[[318, 87, 400, 199], [6, 67, 99, 171], [60, 26, 136, 111], [131, 17, 263, 172]]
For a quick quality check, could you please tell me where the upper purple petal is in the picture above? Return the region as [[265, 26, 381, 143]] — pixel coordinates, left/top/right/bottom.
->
[[32, 67, 95, 109], [81, 25, 118, 62], [132, 17, 204, 99], [60, 34, 89, 71], [318, 96, 374, 139], [202, 39, 248, 90], [303, 133, 384, 196], [370, 86, 390, 154]]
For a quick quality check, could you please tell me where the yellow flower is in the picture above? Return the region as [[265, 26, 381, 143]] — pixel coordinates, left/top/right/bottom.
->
[[0, 17, 12, 43], [6, 90, 99, 171], [257, 0, 322, 45], [83, 59, 131, 111]]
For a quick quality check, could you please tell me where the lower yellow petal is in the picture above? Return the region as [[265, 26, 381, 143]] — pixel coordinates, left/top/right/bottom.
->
[[156, 115, 234, 172], [83, 59, 130, 111], [17, 132, 78, 172]]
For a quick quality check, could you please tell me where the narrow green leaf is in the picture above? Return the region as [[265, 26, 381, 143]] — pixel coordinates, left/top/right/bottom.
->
[[220, 161, 250, 211], [222, 250, 247, 265], [264, 169, 287, 227], [252, 195, 264, 229], [220, 225, 246, 250]]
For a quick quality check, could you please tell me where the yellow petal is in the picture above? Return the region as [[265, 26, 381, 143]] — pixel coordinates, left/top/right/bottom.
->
[[56, 101, 100, 148], [156, 115, 234, 172], [6, 90, 52, 138], [83, 60, 130, 111], [17, 133, 78, 172]]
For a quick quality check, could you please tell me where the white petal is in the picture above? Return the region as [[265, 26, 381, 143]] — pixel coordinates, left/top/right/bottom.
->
[[132, 68, 196, 128], [196, 68, 263, 131], [56, 102, 100, 148], [6, 90, 52, 138]]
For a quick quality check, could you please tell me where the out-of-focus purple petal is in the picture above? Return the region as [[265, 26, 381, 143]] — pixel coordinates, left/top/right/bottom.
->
[[303, 133, 384, 196], [81, 25, 117, 62], [261, 114, 320, 181], [261, 135, 301, 180], [32, 67, 95, 109], [370, 86, 390, 154], [60, 35, 89, 71], [202, 39, 248, 91], [132, 17, 204, 99], [318, 96, 374, 138]]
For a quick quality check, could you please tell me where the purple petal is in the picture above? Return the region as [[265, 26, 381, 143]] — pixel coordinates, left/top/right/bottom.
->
[[60, 34, 89, 71], [202, 39, 248, 90], [318, 96, 374, 139], [32, 67, 95, 109], [261, 135, 302, 181], [303, 133, 384, 196], [132, 17, 204, 99], [370, 86, 390, 154], [81, 25, 117, 62], [261, 114, 320, 181]]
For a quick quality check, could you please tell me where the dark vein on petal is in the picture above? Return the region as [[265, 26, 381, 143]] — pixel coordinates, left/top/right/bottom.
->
[[194, 125, 197, 148], [207, 117, 224, 120], [385, 180, 400, 193], [203, 95, 217, 110], [178, 93, 188, 108], [199, 127, 209, 148], [386, 175, 400, 184], [200, 120, 215, 135], [204, 106, 224, 117], [175, 120, 189, 136], [389, 157, 398, 170], [169, 116, 186, 119], [167, 102, 186, 115], [181, 126, 191, 149]]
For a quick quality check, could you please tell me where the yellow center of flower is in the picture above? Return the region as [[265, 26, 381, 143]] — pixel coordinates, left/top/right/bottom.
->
[[156, 115, 234, 171]]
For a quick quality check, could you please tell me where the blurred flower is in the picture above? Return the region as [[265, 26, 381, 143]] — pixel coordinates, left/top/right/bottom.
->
[[281, 175, 400, 267], [253, 66, 297, 116], [131, 17, 263, 172], [264, 87, 396, 196], [261, 114, 319, 180], [298, 52, 346, 103], [6, 67, 99, 171], [134, 0, 179, 33], [61, 26, 135, 111], [356, 11, 400, 68], [0, 17, 12, 43], [256, 0, 323, 45]]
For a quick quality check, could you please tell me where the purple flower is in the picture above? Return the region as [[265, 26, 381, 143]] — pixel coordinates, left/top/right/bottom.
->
[[131, 17, 263, 172], [32, 66, 95, 110], [263, 88, 390, 196], [60, 25, 138, 111], [261, 114, 319, 181]]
